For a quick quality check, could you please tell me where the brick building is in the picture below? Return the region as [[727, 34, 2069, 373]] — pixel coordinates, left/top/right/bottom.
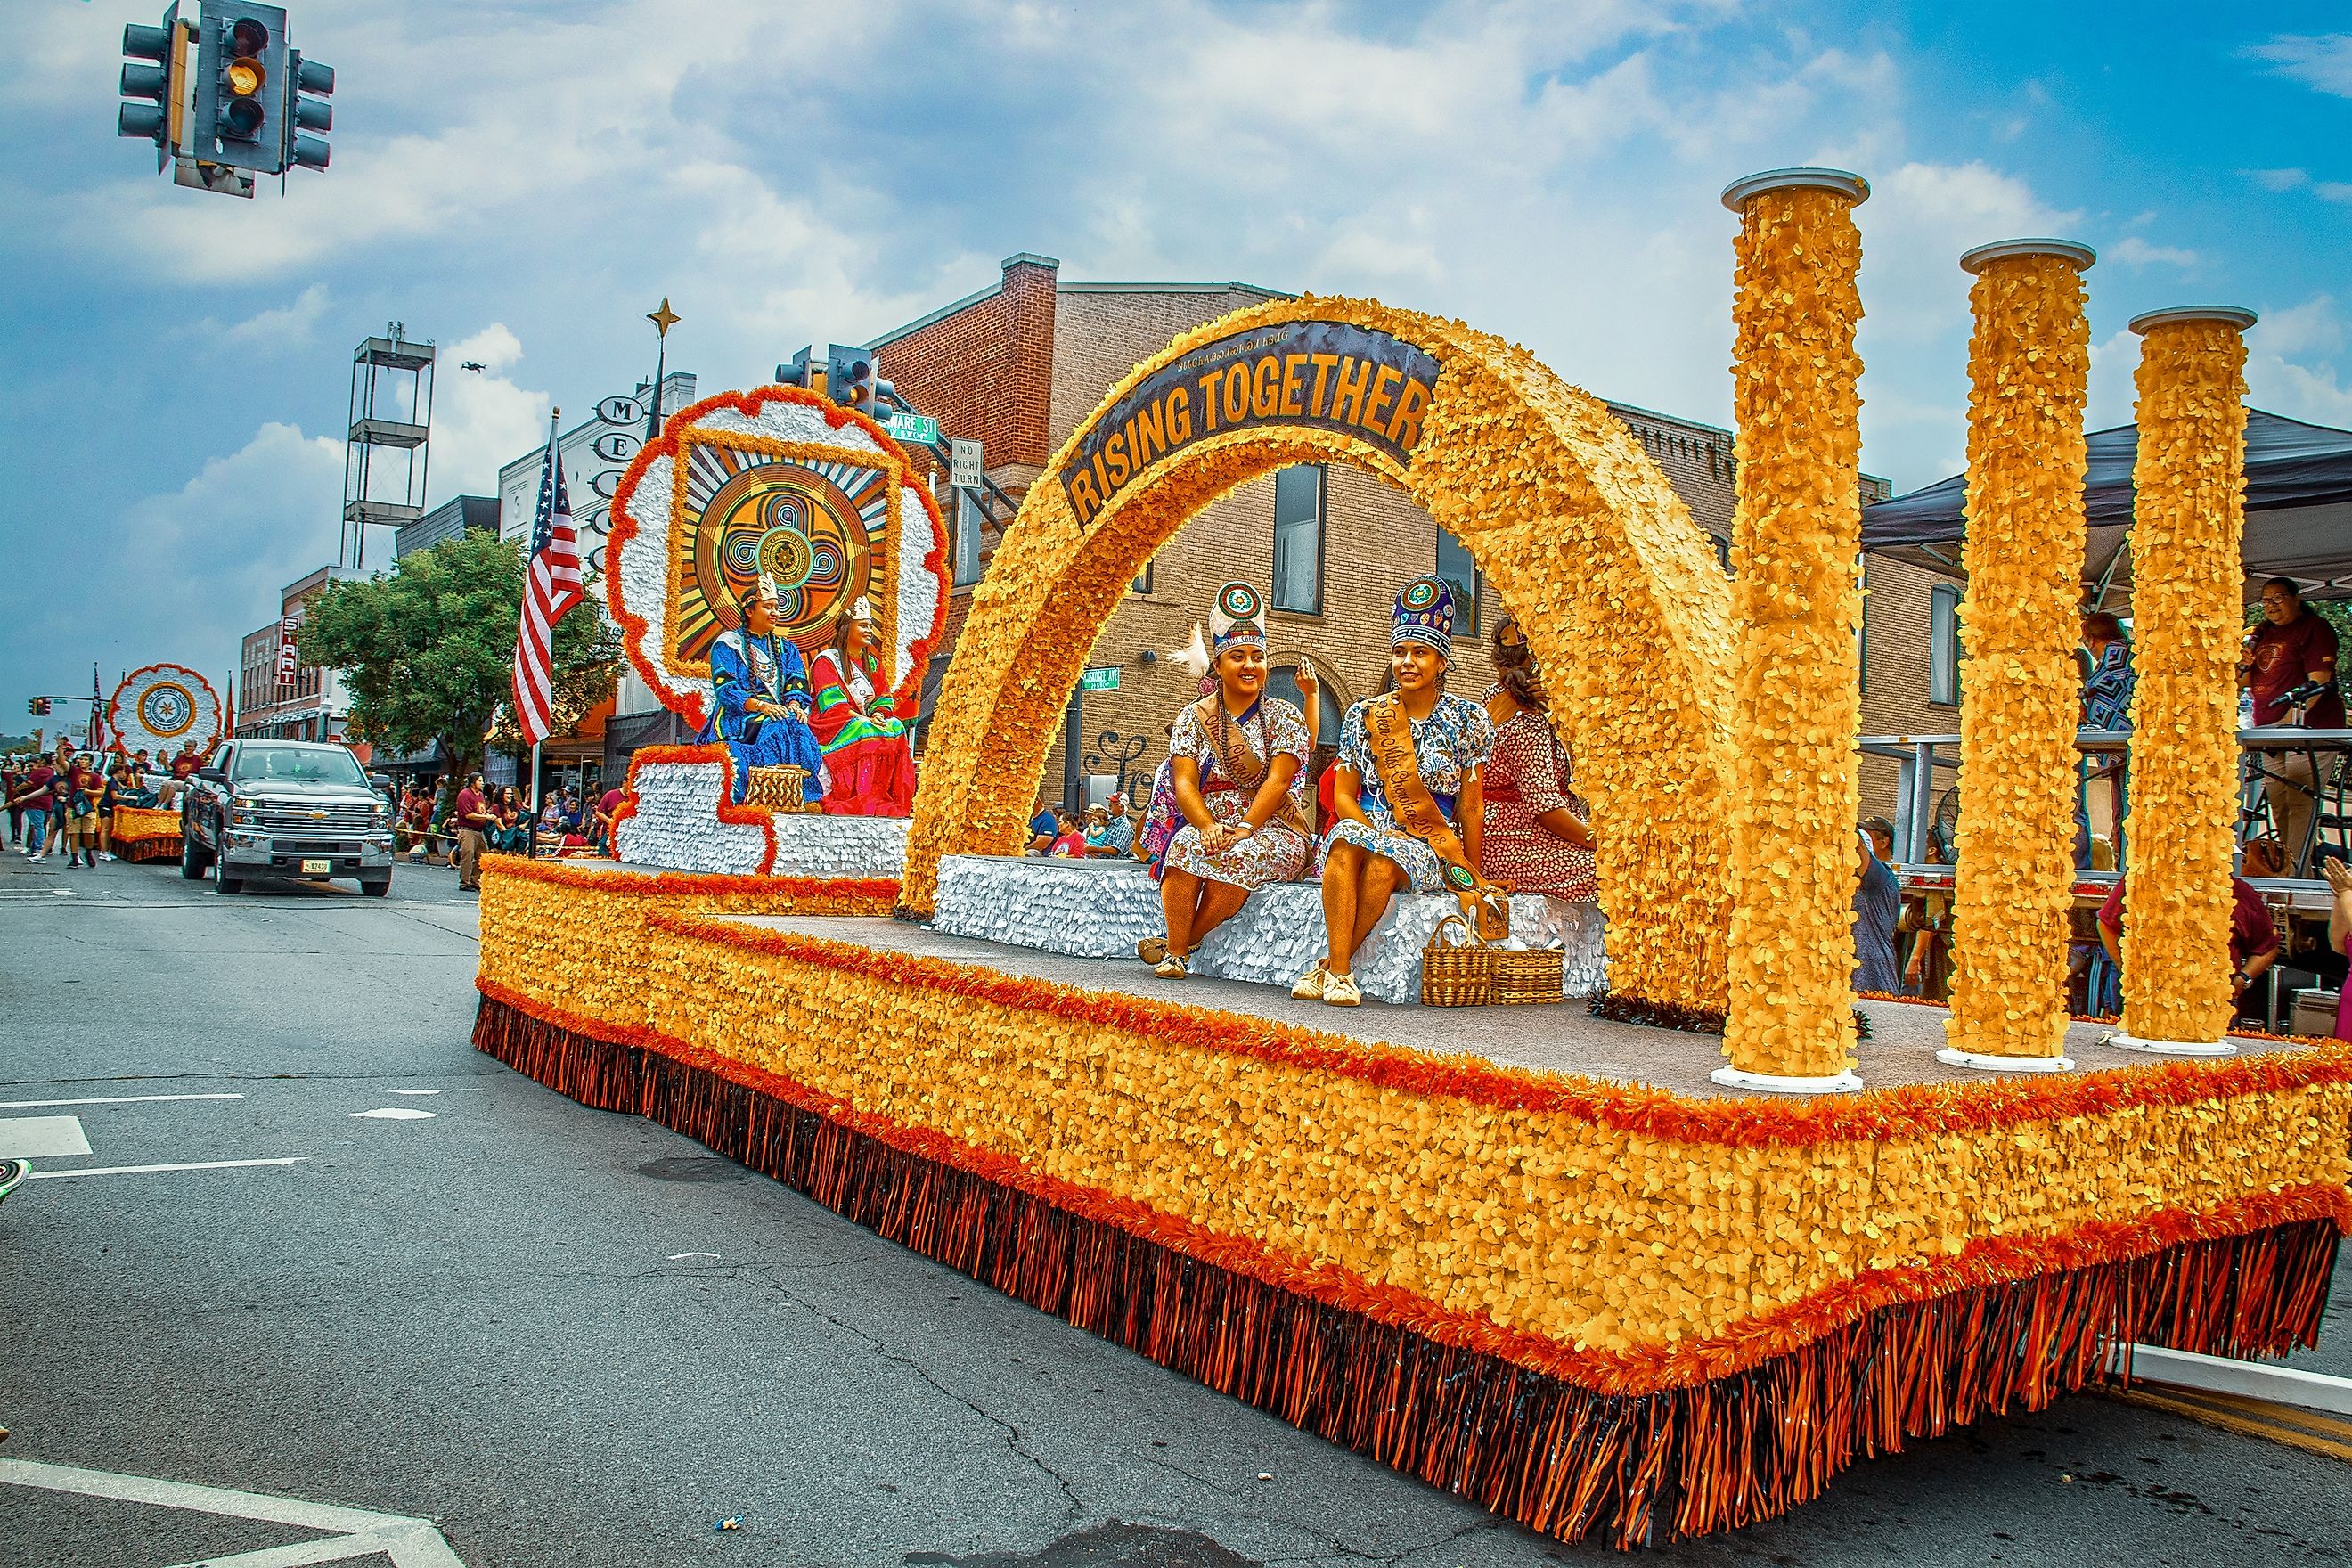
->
[[868, 253, 1937, 820], [236, 565, 359, 744]]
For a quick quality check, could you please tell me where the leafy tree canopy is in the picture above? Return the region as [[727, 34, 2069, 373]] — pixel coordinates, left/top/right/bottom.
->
[[298, 533, 618, 783]]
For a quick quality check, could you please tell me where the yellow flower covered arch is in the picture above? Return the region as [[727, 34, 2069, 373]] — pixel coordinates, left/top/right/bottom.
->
[[904, 296, 1739, 1012]]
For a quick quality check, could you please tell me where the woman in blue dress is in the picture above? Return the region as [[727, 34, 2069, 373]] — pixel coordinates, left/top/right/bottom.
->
[[1294, 577, 1496, 1008], [699, 574, 829, 805]]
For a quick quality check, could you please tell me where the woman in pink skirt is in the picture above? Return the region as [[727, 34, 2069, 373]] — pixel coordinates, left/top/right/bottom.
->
[[1478, 615, 1596, 902]]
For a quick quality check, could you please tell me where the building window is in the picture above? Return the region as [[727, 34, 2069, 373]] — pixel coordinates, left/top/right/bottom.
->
[[1271, 465, 1323, 615], [953, 491, 984, 587], [1434, 527, 1481, 638], [1929, 583, 1961, 706], [1132, 558, 1154, 596]]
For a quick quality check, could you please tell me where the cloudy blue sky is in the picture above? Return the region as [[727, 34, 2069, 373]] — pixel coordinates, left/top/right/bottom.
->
[[2, 0, 2347, 727]]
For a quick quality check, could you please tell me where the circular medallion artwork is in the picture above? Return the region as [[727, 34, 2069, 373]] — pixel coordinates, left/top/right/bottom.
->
[[1401, 579, 1439, 611], [606, 384, 951, 735], [685, 459, 875, 657], [108, 662, 224, 757], [1219, 582, 1262, 622]]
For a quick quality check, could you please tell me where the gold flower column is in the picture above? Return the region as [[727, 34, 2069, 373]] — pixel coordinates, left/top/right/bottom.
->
[[1938, 241, 2096, 1073], [1715, 168, 1870, 1094], [2112, 306, 2258, 1055]]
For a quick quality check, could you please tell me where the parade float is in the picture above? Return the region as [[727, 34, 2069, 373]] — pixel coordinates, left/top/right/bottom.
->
[[104, 662, 222, 862], [599, 382, 947, 876], [470, 170, 2351, 1548]]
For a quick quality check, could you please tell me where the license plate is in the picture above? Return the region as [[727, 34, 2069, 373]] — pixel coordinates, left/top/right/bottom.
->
[[300, 858, 331, 875]]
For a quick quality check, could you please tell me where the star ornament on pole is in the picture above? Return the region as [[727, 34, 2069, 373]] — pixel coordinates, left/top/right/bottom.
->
[[648, 298, 681, 337]]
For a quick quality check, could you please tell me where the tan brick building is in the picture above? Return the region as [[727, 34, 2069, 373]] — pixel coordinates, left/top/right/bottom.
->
[[868, 254, 1932, 821]]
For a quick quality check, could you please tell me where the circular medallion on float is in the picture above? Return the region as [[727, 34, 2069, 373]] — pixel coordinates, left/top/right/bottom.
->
[[109, 663, 224, 757], [604, 384, 951, 736]]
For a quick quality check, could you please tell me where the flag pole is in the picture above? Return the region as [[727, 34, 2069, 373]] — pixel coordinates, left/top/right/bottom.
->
[[525, 403, 559, 860]]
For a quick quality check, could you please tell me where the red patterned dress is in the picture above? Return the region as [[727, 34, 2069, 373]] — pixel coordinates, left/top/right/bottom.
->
[[1477, 701, 1596, 901]]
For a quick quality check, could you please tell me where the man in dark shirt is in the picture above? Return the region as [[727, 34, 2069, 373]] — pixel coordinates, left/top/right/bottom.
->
[[2097, 872, 2281, 1018], [2242, 577, 2344, 868], [453, 773, 494, 892]]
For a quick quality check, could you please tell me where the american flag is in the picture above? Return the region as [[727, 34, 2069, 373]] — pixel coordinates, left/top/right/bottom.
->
[[510, 434, 584, 745]]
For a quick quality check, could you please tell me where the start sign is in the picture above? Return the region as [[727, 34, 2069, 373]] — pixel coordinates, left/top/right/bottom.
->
[[1057, 319, 1441, 527]]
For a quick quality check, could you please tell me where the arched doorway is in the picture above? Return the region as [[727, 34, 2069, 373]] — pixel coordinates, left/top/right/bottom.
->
[[904, 298, 1737, 1011]]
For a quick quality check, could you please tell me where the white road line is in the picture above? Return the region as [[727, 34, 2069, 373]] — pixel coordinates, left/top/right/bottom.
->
[[27, 1157, 307, 1180], [0, 1458, 464, 1567], [0, 1091, 246, 1109], [350, 1108, 436, 1121]]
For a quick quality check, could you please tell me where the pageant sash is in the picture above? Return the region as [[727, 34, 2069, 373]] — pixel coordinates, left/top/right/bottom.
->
[[1195, 696, 1312, 839], [1363, 696, 1507, 942]]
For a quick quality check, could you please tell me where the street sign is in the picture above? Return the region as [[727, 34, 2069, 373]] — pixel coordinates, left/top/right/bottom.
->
[[884, 411, 939, 445], [1079, 666, 1121, 693], [950, 437, 983, 490]]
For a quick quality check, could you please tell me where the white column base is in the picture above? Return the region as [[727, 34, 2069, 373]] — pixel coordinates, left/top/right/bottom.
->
[[1709, 1065, 1864, 1095], [2102, 1029, 2237, 1058], [1936, 1046, 2075, 1074]]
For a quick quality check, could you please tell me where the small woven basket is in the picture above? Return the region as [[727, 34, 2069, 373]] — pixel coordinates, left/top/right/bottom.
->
[[747, 764, 817, 812], [1491, 947, 1564, 1006], [1420, 914, 1496, 1008]]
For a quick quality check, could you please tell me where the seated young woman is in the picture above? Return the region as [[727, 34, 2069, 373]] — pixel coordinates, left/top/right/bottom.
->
[[1477, 614, 1597, 902], [1141, 582, 1316, 979], [807, 596, 918, 815], [1295, 577, 1499, 1008]]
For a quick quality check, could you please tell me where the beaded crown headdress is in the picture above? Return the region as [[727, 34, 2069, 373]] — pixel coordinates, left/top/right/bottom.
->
[[1392, 576, 1454, 657]]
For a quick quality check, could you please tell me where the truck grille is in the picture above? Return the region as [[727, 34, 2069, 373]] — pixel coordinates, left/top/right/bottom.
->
[[254, 804, 377, 832]]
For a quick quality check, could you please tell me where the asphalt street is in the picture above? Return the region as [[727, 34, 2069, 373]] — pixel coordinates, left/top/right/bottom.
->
[[1, 845, 2348, 1568]]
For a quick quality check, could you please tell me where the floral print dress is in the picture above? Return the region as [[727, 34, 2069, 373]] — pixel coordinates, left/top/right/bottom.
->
[[1477, 699, 1597, 901], [1160, 697, 1314, 890], [1316, 691, 1494, 894]]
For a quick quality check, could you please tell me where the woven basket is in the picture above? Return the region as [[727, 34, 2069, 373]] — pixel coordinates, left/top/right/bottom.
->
[[747, 765, 817, 812], [1491, 947, 1564, 1006], [1420, 914, 1496, 1008]]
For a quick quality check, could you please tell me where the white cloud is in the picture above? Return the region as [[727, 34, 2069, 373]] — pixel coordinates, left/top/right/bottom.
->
[[2317, 182, 2352, 205], [2250, 167, 2311, 192], [2245, 33, 2352, 97], [1, 423, 350, 699], [423, 325, 551, 504], [222, 283, 331, 350], [2249, 297, 2352, 428], [2109, 236, 2199, 270]]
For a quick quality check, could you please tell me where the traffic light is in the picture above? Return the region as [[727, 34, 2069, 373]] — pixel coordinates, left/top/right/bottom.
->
[[192, 2, 289, 175], [774, 347, 814, 388], [27, 698, 51, 717], [117, 6, 185, 171], [284, 47, 332, 171], [826, 344, 879, 419]]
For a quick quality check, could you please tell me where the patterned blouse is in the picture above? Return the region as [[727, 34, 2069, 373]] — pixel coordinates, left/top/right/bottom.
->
[[1168, 697, 1313, 813], [1335, 690, 1494, 819]]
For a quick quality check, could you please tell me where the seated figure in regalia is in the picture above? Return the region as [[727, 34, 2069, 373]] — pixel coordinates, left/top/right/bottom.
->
[[698, 573, 829, 805], [806, 596, 918, 816]]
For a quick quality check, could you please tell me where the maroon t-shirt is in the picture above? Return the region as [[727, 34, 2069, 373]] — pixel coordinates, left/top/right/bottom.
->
[[2247, 612, 2343, 726], [599, 788, 623, 817], [454, 787, 488, 829], [2098, 875, 2281, 970]]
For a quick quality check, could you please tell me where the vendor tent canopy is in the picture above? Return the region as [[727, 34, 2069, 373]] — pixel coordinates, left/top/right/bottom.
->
[[1860, 409, 2352, 606]]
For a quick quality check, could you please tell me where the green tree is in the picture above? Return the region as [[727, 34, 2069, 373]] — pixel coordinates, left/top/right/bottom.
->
[[298, 533, 620, 783]]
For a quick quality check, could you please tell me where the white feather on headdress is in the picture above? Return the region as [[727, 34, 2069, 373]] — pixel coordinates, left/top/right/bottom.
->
[[1169, 623, 1211, 683]]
